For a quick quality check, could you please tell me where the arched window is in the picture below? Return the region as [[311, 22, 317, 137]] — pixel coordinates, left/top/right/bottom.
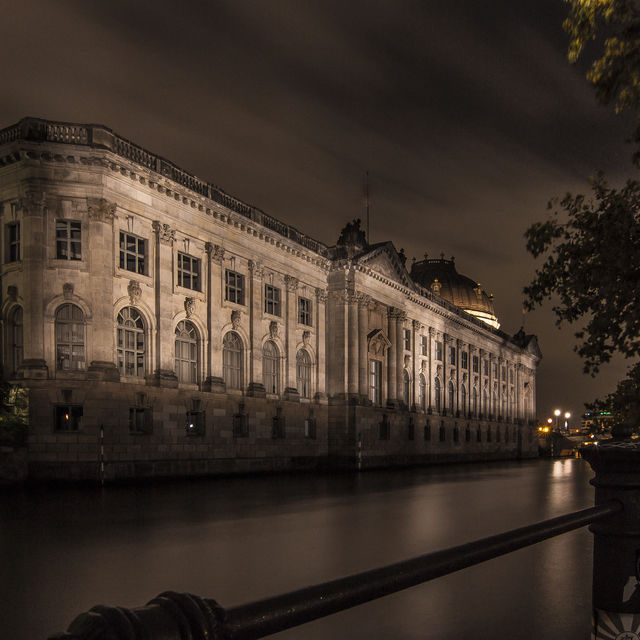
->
[[263, 340, 279, 394], [461, 384, 467, 416], [448, 380, 455, 414], [418, 373, 426, 410], [296, 349, 312, 398], [175, 320, 198, 384], [472, 386, 478, 417], [483, 386, 488, 416], [117, 307, 145, 377], [7, 306, 23, 375], [434, 377, 441, 413], [223, 332, 242, 390], [56, 303, 85, 370], [402, 369, 410, 406], [369, 360, 382, 405]]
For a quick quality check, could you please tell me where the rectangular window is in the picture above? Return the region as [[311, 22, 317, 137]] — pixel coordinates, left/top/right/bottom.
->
[[272, 407, 285, 438], [369, 359, 382, 405], [6, 222, 20, 263], [420, 336, 427, 356], [129, 407, 152, 434], [55, 405, 83, 432], [185, 410, 205, 436], [483, 360, 489, 376], [403, 329, 411, 351], [461, 351, 468, 369], [177, 253, 201, 291], [492, 363, 497, 378], [298, 297, 312, 326], [449, 346, 456, 365], [424, 423, 431, 441], [233, 411, 248, 437], [304, 418, 317, 439], [56, 220, 82, 260], [119, 232, 146, 275], [264, 284, 281, 316], [472, 355, 479, 373], [225, 269, 245, 305], [435, 340, 443, 361], [379, 415, 390, 440]]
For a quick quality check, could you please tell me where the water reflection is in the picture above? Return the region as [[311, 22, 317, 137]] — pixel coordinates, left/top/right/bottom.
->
[[0, 459, 595, 640]]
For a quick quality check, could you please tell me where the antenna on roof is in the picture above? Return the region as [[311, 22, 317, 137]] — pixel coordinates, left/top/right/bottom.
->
[[364, 171, 370, 242]]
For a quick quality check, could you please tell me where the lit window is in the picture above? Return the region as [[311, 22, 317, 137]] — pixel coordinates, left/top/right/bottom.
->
[[298, 297, 312, 326], [264, 284, 281, 316], [175, 321, 198, 384], [119, 231, 146, 275], [55, 405, 83, 431], [55, 304, 85, 371], [225, 270, 245, 305], [177, 253, 201, 291], [56, 220, 82, 260], [117, 307, 145, 378]]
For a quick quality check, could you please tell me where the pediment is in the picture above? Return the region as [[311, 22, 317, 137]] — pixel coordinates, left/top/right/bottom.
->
[[368, 329, 391, 356], [359, 244, 412, 288]]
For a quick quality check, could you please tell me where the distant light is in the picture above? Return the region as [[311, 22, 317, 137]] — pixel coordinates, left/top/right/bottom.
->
[[554, 409, 561, 417], [564, 412, 571, 419], [547, 418, 553, 424]]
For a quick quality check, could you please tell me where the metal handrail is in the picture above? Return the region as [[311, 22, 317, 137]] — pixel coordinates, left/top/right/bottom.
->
[[51, 501, 621, 639]]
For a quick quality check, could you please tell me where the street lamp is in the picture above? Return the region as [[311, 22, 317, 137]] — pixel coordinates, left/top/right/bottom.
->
[[564, 411, 571, 431], [554, 409, 561, 431]]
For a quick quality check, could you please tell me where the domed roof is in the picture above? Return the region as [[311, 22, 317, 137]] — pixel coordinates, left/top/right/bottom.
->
[[410, 256, 500, 329]]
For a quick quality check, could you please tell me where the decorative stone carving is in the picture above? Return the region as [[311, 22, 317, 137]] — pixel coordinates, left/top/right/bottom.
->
[[184, 297, 196, 318], [248, 259, 263, 278], [303, 330, 311, 345], [87, 197, 116, 223], [269, 321, 279, 339], [404, 355, 411, 368], [231, 309, 241, 329], [7, 286, 17, 301], [356, 292, 371, 308], [18, 191, 45, 213], [152, 221, 175, 245], [431, 278, 442, 294], [285, 275, 299, 292], [368, 329, 391, 356], [412, 319, 421, 331], [127, 279, 142, 305], [420, 360, 427, 372], [206, 242, 224, 264], [62, 282, 74, 299], [315, 287, 328, 303]]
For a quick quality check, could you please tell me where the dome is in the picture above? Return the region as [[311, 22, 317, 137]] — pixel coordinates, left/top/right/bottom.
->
[[410, 256, 500, 329]]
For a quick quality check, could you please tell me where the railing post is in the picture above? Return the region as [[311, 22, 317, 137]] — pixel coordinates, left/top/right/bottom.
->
[[582, 442, 640, 638]]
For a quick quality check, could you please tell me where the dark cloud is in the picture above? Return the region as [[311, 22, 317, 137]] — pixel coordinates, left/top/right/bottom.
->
[[1, 0, 634, 420]]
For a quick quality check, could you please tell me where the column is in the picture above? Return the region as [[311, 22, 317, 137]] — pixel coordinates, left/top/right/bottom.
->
[[17, 194, 48, 378], [412, 320, 421, 410], [347, 292, 359, 399], [86, 198, 118, 380], [387, 307, 397, 405], [204, 243, 224, 389], [247, 260, 265, 395], [315, 287, 327, 398], [395, 311, 406, 406], [284, 275, 299, 397], [357, 294, 370, 400], [479, 348, 486, 417], [456, 339, 463, 416], [428, 327, 434, 413]]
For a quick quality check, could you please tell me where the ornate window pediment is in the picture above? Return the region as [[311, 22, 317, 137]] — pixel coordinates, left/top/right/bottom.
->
[[367, 329, 391, 356]]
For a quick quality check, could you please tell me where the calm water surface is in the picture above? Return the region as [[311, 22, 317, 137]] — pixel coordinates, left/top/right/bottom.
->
[[1, 458, 595, 639]]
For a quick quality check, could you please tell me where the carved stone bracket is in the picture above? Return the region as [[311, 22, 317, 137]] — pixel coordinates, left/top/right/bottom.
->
[[152, 221, 175, 245], [303, 330, 311, 345], [184, 297, 196, 318], [18, 192, 45, 214], [231, 309, 241, 329], [87, 197, 116, 223], [356, 292, 371, 308], [412, 319, 422, 332], [62, 282, 74, 300], [269, 321, 279, 339], [315, 287, 328, 303], [7, 286, 17, 301], [127, 279, 142, 305], [248, 260, 263, 279]]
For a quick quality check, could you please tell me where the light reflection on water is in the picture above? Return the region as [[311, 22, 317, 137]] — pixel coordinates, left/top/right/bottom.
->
[[0, 459, 595, 640]]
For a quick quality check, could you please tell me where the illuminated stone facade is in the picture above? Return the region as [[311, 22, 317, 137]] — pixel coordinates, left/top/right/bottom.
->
[[0, 118, 541, 480]]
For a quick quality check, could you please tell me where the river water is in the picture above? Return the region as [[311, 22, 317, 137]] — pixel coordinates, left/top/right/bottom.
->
[[1, 458, 596, 639]]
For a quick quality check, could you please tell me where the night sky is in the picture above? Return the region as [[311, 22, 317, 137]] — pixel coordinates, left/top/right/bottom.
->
[[2, 0, 634, 423]]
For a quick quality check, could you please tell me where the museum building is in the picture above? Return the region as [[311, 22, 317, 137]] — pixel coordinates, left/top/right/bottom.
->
[[0, 118, 541, 480]]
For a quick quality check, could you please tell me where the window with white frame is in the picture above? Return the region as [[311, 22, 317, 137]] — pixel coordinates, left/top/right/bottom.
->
[[56, 220, 82, 260], [298, 297, 312, 326], [264, 284, 281, 316], [119, 231, 146, 275], [55, 304, 85, 371], [117, 307, 145, 378], [177, 253, 201, 291], [225, 270, 245, 305]]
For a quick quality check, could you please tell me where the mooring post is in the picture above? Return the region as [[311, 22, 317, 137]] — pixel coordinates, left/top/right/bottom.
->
[[581, 442, 640, 639]]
